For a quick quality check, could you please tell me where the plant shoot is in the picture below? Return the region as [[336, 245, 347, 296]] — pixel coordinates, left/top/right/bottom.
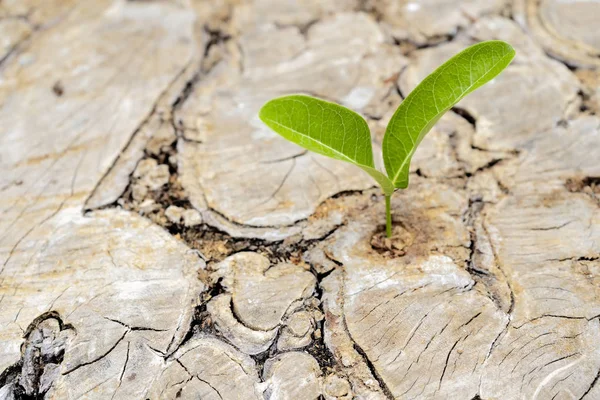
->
[[259, 41, 515, 238]]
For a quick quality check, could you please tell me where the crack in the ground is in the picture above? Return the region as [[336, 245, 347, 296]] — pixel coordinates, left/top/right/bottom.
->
[[0, 311, 75, 399], [579, 367, 600, 400], [352, 343, 394, 400], [1, 1, 597, 399], [319, 264, 395, 399], [452, 107, 477, 128], [62, 330, 127, 376], [83, 55, 196, 212], [170, 26, 230, 136], [566, 176, 600, 206], [58, 4, 598, 398], [105, 89, 527, 395], [304, 269, 338, 375]]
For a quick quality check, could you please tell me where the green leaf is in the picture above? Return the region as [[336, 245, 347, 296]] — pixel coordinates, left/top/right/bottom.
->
[[259, 94, 395, 195], [383, 40, 515, 188]]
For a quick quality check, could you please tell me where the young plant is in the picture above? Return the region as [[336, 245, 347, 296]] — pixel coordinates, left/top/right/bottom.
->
[[259, 41, 515, 238]]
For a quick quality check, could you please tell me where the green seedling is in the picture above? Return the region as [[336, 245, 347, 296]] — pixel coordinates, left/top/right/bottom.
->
[[259, 41, 515, 238]]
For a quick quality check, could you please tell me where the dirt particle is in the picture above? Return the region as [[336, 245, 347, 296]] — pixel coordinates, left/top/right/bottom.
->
[[566, 176, 600, 206], [52, 81, 64, 97], [566, 176, 600, 194], [370, 224, 414, 258]]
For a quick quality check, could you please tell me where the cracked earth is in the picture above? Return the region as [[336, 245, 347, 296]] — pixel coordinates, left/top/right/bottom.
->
[[1, 0, 599, 399]]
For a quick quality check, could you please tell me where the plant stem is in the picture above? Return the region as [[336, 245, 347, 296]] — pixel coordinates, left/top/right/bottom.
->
[[385, 194, 392, 238]]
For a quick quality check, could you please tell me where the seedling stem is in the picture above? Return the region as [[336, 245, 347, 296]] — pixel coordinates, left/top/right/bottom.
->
[[385, 194, 392, 238]]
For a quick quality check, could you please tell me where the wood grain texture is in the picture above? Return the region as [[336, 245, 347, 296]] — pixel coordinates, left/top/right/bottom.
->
[[1, 0, 598, 399]]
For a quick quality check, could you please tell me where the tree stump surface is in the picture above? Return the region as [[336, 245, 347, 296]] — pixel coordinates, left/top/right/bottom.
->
[[1, 1, 599, 399]]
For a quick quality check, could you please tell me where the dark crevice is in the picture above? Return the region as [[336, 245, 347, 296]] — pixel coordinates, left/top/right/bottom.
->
[[311, 265, 336, 282], [274, 18, 319, 39], [103, 316, 168, 332], [567, 176, 600, 190], [363, 112, 383, 121], [202, 25, 231, 58], [356, 0, 385, 21], [83, 57, 196, 212], [195, 375, 224, 399], [352, 343, 394, 400], [464, 158, 504, 178], [0, 42, 21, 69], [393, 32, 458, 55], [460, 312, 483, 329], [530, 220, 574, 231], [438, 338, 461, 390], [63, 330, 127, 376], [577, 90, 591, 113], [246, 266, 338, 377], [543, 50, 579, 71], [305, 271, 338, 374], [485, 321, 509, 362], [482, 220, 515, 317], [322, 252, 343, 267], [463, 197, 487, 283], [0, 311, 75, 399], [518, 313, 596, 327], [110, 131, 357, 268], [86, 20, 230, 213], [579, 367, 600, 400], [452, 107, 477, 128], [172, 26, 230, 134], [169, 278, 227, 357], [0, 364, 22, 393], [250, 346, 275, 381], [394, 73, 407, 100], [260, 150, 308, 164], [114, 101, 370, 261]]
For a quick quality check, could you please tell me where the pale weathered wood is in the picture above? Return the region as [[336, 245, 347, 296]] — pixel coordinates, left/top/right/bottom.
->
[[0, 0, 200, 398], [1, 0, 599, 399], [513, 0, 600, 68], [177, 12, 406, 240], [367, 0, 507, 45], [0, 210, 204, 399]]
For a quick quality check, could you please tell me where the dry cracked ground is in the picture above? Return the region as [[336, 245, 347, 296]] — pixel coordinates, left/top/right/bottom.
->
[[0, 0, 599, 399]]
